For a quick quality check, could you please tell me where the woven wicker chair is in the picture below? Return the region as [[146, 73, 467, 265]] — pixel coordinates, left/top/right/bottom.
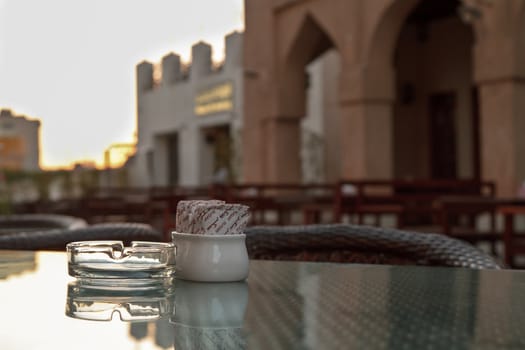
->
[[0, 222, 163, 251], [244, 224, 501, 269], [0, 214, 87, 233]]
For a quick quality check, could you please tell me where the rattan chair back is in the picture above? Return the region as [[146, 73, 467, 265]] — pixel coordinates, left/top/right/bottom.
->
[[245, 224, 500, 269]]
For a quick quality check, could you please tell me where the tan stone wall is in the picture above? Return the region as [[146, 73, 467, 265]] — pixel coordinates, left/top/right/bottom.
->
[[244, 0, 525, 196], [243, 0, 402, 183], [479, 81, 525, 197]]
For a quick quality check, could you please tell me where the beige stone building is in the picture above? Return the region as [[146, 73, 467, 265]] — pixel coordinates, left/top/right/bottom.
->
[[131, 32, 244, 187], [242, 0, 525, 197], [0, 109, 40, 171]]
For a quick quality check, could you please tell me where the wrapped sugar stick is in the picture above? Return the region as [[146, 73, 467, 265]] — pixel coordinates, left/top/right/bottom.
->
[[176, 199, 224, 233], [176, 200, 250, 235], [192, 203, 250, 235]]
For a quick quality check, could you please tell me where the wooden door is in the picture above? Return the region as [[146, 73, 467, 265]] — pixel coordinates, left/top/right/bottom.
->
[[429, 92, 457, 179], [167, 133, 179, 186], [471, 87, 481, 180]]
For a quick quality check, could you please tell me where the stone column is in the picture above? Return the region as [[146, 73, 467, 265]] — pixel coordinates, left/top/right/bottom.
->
[[478, 80, 525, 197], [242, 76, 267, 183], [339, 101, 393, 179], [474, 32, 525, 197], [338, 64, 395, 180], [263, 117, 302, 183]]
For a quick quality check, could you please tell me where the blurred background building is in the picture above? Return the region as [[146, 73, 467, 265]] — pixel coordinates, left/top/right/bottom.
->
[[130, 32, 244, 187], [0, 109, 40, 171], [128, 0, 525, 198], [131, 31, 342, 187], [243, 0, 525, 197]]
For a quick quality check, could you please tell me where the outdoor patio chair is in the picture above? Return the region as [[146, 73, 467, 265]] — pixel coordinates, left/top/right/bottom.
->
[[0, 214, 87, 233], [244, 223, 501, 269], [0, 222, 163, 251]]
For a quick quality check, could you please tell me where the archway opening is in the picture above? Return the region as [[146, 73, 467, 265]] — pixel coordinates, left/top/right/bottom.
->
[[283, 14, 341, 183], [393, 0, 479, 180]]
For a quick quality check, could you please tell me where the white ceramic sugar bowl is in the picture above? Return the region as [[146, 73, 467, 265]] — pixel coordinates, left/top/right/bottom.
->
[[171, 232, 249, 282]]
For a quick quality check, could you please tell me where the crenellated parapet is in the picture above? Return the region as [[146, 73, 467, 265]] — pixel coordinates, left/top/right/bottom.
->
[[191, 41, 213, 79], [225, 31, 243, 69], [0, 109, 40, 125], [161, 53, 182, 85], [136, 61, 154, 92], [136, 31, 243, 92]]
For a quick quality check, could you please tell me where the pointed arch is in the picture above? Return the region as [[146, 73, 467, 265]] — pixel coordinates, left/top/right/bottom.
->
[[285, 12, 337, 66], [277, 13, 337, 117], [365, 0, 419, 68]]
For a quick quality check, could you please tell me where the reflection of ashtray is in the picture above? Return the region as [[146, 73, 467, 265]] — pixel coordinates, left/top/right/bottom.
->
[[67, 241, 175, 282], [66, 280, 174, 322]]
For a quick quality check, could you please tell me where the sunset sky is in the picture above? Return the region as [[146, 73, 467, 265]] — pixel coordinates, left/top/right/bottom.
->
[[0, 0, 244, 169]]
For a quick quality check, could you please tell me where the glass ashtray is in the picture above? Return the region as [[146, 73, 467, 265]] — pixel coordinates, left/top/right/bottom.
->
[[67, 241, 176, 281], [66, 280, 174, 322]]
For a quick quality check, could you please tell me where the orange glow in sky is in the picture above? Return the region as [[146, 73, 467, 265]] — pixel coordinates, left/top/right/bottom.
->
[[0, 0, 244, 169]]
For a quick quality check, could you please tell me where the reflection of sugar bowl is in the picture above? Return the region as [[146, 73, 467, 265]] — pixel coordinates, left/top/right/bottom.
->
[[171, 280, 248, 328], [171, 232, 249, 282], [171, 280, 248, 350]]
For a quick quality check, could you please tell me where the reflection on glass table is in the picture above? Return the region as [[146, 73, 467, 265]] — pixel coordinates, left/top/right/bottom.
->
[[1, 251, 525, 349], [66, 280, 174, 322], [0, 250, 36, 279], [66, 278, 249, 349], [171, 280, 248, 350]]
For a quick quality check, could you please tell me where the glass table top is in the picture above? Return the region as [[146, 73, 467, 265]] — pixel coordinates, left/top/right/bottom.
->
[[0, 250, 524, 349]]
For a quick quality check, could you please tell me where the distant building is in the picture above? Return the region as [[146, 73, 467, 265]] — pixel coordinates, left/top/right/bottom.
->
[[243, 0, 525, 197], [130, 31, 244, 187], [130, 30, 339, 187], [0, 109, 40, 171], [129, 1, 525, 196]]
